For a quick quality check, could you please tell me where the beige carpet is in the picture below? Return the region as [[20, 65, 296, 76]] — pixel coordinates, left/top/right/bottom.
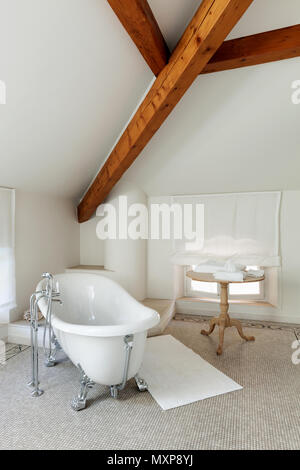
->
[[0, 319, 299, 450]]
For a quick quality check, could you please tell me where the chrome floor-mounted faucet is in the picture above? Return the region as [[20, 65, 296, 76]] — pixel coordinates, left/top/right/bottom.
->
[[28, 273, 62, 397]]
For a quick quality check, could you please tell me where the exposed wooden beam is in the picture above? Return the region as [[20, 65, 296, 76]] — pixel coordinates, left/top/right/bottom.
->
[[201, 24, 300, 74], [107, 0, 169, 76], [78, 0, 253, 223]]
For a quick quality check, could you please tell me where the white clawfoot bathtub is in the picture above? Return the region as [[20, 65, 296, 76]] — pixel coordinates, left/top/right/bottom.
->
[[37, 273, 159, 407]]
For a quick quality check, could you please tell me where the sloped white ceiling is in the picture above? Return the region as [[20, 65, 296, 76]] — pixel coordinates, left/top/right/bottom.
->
[[0, 0, 300, 200], [124, 57, 300, 196], [0, 0, 153, 198], [124, 0, 300, 196]]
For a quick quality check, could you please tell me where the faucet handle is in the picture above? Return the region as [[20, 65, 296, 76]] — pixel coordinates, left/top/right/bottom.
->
[[42, 273, 53, 280], [42, 273, 54, 295]]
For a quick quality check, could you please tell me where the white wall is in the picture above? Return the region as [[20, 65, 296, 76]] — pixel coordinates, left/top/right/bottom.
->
[[80, 216, 104, 266], [279, 191, 300, 323], [122, 58, 300, 197], [80, 181, 147, 301], [147, 191, 300, 324], [103, 181, 147, 301], [79, 190, 300, 323], [13, 190, 79, 321], [117, 37, 300, 322], [147, 196, 174, 299]]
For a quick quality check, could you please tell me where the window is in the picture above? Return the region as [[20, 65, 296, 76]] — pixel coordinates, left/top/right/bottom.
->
[[185, 266, 265, 301], [172, 192, 281, 268], [0, 188, 15, 320], [172, 192, 280, 306]]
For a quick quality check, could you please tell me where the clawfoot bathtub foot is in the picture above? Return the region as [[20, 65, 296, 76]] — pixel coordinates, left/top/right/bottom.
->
[[44, 333, 61, 367], [71, 364, 94, 411], [110, 385, 119, 399], [44, 354, 56, 368], [31, 388, 44, 397], [135, 375, 148, 392], [71, 396, 87, 411]]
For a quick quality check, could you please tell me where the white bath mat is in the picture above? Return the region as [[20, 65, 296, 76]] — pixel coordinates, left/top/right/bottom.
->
[[140, 335, 242, 410]]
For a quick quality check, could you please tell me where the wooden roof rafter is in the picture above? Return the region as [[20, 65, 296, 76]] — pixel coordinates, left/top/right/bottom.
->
[[78, 0, 254, 222], [107, 0, 169, 76], [202, 24, 300, 74], [78, 2, 300, 223]]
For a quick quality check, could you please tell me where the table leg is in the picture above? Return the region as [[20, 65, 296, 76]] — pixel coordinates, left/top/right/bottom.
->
[[199, 280, 255, 354], [201, 317, 218, 336], [220, 283, 229, 319], [230, 318, 255, 342], [216, 283, 230, 355], [217, 318, 226, 355]]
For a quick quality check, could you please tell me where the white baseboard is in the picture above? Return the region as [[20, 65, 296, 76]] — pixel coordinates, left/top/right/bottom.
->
[[176, 299, 300, 325], [0, 323, 8, 342], [8, 321, 45, 347]]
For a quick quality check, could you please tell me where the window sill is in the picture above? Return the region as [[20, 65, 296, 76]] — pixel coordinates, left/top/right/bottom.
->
[[65, 265, 113, 273], [178, 296, 276, 308]]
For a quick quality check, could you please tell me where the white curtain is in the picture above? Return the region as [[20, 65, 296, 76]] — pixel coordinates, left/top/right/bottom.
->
[[171, 192, 281, 267], [0, 188, 16, 313]]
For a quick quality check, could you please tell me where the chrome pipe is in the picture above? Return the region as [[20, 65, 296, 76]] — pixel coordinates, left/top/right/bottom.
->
[[28, 273, 62, 397], [31, 293, 45, 397], [27, 293, 36, 387], [42, 273, 61, 367], [110, 334, 134, 398]]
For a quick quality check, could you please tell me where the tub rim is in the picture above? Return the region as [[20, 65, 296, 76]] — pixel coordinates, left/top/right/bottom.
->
[[50, 310, 159, 337], [36, 273, 160, 337]]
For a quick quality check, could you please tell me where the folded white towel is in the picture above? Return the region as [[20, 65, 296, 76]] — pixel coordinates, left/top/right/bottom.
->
[[246, 269, 264, 278], [194, 263, 225, 274], [213, 271, 245, 282], [224, 260, 246, 273], [194, 260, 246, 274]]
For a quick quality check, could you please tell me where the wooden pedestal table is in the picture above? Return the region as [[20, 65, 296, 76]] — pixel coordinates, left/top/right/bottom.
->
[[186, 271, 265, 355]]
